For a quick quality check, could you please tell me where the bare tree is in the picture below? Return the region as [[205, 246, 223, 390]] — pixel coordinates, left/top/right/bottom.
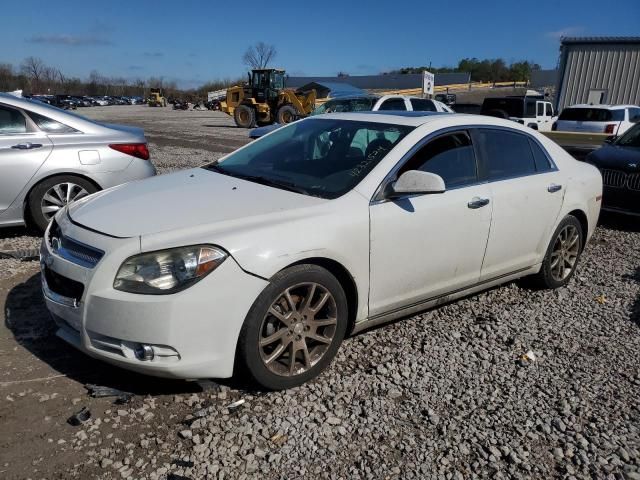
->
[[242, 42, 277, 69], [21, 56, 46, 91]]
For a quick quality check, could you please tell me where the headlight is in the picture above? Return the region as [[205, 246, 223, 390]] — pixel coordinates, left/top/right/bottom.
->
[[114, 245, 227, 294]]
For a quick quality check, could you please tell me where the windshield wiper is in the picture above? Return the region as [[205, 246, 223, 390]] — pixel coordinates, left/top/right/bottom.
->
[[202, 164, 311, 195], [233, 173, 311, 195]]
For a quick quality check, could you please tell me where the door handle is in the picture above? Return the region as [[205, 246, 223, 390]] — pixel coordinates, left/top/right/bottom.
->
[[467, 197, 490, 209], [11, 142, 43, 150], [548, 183, 562, 193]]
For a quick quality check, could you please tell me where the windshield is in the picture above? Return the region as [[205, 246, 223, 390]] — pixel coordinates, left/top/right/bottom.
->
[[616, 123, 640, 147], [559, 108, 624, 122], [481, 98, 524, 117], [202, 118, 413, 199], [311, 97, 377, 116]]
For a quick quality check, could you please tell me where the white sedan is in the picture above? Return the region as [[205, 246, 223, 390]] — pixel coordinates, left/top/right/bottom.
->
[[41, 112, 602, 390]]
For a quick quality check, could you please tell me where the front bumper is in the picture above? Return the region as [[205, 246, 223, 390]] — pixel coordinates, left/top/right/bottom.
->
[[40, 213, 269, 379], [602, 185, 640, 216]]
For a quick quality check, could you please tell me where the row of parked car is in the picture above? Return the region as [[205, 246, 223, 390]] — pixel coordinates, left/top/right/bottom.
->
[[27, 94, 145, 109]]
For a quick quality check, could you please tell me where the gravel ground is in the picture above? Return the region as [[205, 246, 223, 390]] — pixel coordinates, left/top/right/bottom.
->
[[1, 106, 639, 480]]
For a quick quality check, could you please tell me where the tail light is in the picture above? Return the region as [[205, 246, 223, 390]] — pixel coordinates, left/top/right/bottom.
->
[[551, 122, 557, 131], [604, 124, 616, 134], [109, 143, 149, 160]]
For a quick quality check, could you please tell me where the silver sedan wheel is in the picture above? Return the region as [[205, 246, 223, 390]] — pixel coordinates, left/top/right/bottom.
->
[[549, 224, 580, 281], [259, 282, 338, 377], [40, 182, 89, 220]]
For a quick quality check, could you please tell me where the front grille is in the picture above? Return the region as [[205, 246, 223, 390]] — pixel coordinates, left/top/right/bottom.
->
[[601, 169, 626, 188], [43, 266, 84, 303], [628, 173, 640, 191], [48, 219, 104, 268]]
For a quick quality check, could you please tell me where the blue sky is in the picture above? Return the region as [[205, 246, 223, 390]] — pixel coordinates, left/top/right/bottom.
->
[[1, 0, 638, 89]]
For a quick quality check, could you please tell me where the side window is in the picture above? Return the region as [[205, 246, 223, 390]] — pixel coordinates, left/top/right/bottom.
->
[[410, 98, 437, 112], [529, 139, 554, 172], [525, 101, 536, 117], [378, 98, 407, 111], [537, 102, 544, 117], [398, 131, 477, 188], [0, 106, 27, 134], [627, 107, 640, 122], [475, 129, 536, 181], [546, 103, 554, 117]]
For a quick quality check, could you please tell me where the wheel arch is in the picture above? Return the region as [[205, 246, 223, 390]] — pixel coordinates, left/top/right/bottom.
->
[[22, 172, 102, 216], [567, 208, 588, 251], [285, 257, 359, 335]]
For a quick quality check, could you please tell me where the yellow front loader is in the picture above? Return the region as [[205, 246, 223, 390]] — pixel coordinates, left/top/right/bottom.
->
[[220, 69, 316, 128]]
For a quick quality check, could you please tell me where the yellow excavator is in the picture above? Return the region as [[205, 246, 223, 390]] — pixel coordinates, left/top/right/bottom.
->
[[220, 69, 316, 128]]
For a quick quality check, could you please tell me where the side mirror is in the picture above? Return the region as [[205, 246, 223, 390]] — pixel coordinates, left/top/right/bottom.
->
[[386, 170, 445, 198]]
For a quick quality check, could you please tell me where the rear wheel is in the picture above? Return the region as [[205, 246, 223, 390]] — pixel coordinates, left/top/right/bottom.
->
[[277, 105, 298, 124], [237, 265, 348, 390], [28, 176, 98, 232], [530, 215, 583, 289], [234, 104, 256, 128]]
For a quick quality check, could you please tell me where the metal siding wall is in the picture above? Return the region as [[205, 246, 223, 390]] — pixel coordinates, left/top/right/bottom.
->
[[558, 44, 640, 110]]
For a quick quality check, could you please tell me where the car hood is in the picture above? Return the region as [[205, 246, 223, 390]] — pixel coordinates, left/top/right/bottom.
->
[[586, 145, 640, 172], [67, 168, 326, 238]]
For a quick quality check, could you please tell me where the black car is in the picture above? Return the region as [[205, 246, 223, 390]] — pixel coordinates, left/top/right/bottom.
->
[[585, 123, 640, 216]]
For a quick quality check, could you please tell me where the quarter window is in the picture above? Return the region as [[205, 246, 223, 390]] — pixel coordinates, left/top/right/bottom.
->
[[529, 139, 553, 172], [398, 131, 477, 188], [474, 129, 536, 181], [27, 111, 77, 133], [378, 98, 406, 111], [0, 106, 27, 134]]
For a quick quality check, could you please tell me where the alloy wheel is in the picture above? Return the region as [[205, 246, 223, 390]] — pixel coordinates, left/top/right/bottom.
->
[[40, 182, 89, 220], [549, 224, 580, 282], [259, 282, 338, 377]]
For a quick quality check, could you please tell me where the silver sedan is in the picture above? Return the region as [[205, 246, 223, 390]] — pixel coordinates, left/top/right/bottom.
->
[[0, 93, 156, 231]]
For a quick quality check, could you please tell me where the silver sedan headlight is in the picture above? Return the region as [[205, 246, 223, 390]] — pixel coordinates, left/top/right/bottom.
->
[[114, 245, 227, 294]]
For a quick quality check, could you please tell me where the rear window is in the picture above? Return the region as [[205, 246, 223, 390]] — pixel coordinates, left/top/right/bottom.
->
[[559, 108, 624, 122]]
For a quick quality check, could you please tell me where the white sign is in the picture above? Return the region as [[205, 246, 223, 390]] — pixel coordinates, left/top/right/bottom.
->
[[422, 70, 435, 96]]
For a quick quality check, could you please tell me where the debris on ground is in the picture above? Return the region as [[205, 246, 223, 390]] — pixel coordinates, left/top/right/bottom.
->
[[85, 384, 133, 404], [595, 294, 607, 304], [226, 399, 245, 411], [67, 407, 91, 426], [0, 248, 40, 261]]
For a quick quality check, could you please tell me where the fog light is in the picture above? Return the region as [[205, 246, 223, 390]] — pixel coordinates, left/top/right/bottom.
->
[[134, 344, 155, 361]]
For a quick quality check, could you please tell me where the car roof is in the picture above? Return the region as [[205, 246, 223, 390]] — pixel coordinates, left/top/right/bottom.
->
[[566, 104, 636, 110], [0, 92, 108, 133]]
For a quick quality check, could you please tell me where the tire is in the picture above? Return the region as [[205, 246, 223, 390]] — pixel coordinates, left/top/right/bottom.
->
[[529, 215, 584, 289], [237, 264, 348, 390], [28, 175, 98, 232], [234, 104, 256, 128], [276, 105, 298, 124]]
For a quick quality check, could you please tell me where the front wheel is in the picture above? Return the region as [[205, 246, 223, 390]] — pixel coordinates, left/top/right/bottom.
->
[[237, 265, 348, 390], [276, 105, 298, 124], [530, 215, 583, 289], [234, 104, 256, 128], [28, 176, 98, 232]]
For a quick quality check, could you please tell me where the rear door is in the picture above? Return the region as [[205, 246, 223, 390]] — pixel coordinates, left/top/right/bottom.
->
[[472, 127, 564, 280], [0, 104, 53, 216]]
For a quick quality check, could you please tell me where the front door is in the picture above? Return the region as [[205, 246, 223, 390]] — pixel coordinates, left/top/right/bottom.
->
[[0, 105, 53, 216], [369, 130, 492, 316]]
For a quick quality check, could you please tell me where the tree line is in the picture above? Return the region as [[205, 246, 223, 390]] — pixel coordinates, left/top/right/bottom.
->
[[388, 58, 542, 83]]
